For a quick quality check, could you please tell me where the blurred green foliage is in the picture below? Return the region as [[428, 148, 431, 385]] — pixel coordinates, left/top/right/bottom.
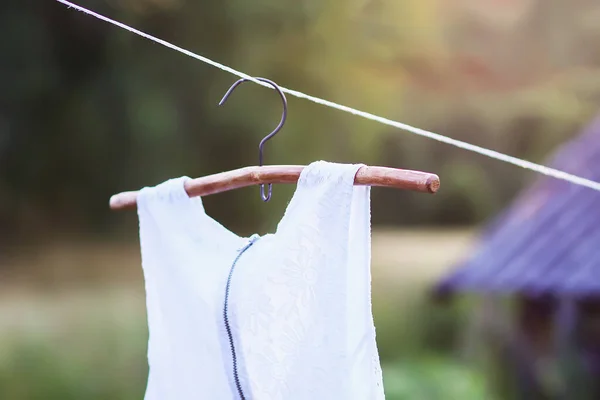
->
[[382, 359, 490, 400], [3, 0, 600, 242], [4, 0, 600, 398], [0, 278, 492, 400]]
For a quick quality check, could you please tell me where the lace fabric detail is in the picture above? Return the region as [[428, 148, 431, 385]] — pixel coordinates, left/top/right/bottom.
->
[[137, 161, 385, 400]]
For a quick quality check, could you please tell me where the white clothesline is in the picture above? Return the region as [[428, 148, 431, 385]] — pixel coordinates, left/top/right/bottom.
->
[[57, 0, 600, 193]]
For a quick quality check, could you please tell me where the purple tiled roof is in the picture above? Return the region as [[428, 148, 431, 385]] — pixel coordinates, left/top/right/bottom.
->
[[436, 116, 600, 297]]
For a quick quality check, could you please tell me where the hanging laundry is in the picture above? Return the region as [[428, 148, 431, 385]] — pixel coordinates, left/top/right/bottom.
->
[[137, 161, 385, 399]]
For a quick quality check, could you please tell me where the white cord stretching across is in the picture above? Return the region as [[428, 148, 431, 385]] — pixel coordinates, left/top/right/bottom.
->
[[57, 0, 600, 192]]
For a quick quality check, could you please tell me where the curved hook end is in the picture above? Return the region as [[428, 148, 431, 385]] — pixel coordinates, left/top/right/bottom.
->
[[260, 184, 272, 202], [217, 78, 250, 106]]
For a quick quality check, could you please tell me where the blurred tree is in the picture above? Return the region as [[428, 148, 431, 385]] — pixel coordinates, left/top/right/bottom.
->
[[2, 0, 600, 242]]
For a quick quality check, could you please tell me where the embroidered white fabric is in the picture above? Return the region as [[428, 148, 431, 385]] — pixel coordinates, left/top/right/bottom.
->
[[137, 160, 385, 400]]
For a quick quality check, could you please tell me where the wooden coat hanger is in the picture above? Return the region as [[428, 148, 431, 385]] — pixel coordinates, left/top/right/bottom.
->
[[110, 77, 440, 211]]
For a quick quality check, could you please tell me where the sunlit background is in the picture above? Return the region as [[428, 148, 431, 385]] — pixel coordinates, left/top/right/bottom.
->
[[3, 0, 600, 398]]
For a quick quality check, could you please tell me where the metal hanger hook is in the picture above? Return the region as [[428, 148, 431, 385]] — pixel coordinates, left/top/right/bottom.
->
[[218, 77, 288, 202]]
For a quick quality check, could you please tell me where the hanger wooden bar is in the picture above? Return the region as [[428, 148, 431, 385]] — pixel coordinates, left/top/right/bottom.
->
[[109, 165, 440, 210]]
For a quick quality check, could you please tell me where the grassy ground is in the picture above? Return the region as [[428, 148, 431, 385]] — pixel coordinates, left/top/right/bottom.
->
[[0, 228, 493, 399]]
